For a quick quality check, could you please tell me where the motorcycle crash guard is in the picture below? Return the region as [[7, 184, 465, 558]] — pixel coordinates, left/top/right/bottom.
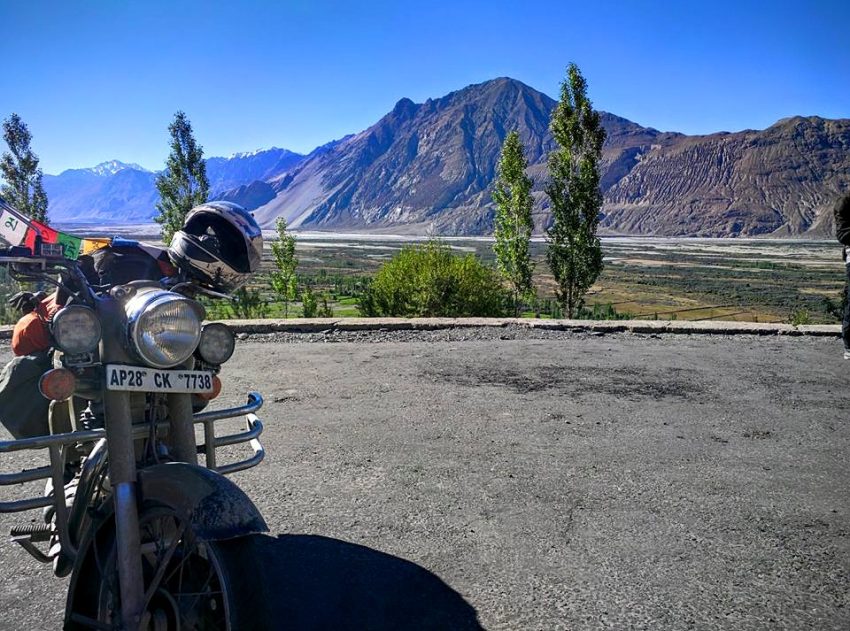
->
[[136, 462, 269, 540]]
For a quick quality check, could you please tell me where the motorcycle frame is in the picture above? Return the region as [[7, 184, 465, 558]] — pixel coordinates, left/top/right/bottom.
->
[[0, 254, 267, 630]]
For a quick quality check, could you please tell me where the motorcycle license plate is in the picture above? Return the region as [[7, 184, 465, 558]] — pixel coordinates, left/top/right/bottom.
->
[[105, 364, 214, 394]]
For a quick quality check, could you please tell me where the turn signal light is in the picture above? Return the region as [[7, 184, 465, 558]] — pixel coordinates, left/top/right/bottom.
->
[[39, 368, 76, 401], [196, 375, 222, 401]]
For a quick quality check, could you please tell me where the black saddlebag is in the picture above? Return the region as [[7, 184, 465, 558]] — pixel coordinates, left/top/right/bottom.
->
[[0, 350, 51, 439]]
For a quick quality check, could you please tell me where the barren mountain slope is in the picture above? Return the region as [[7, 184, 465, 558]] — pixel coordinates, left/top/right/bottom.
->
[[602, 116, 850, 237], [253, 78, 558, 234], [250, 79, 848, 237]]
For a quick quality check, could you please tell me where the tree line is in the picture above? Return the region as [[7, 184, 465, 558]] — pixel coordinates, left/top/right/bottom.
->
[[1, 63, 606, 320]]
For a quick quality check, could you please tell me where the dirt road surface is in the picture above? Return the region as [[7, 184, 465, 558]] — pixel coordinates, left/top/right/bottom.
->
[[1, 327, 848, 630]]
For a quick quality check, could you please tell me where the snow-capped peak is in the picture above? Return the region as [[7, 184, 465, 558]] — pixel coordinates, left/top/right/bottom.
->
[[228, 147, 282, 159], [88, 160, 150, 176]]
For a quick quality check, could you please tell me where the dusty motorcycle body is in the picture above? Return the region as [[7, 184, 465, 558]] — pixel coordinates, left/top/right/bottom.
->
[[0, 246, 268, 629]]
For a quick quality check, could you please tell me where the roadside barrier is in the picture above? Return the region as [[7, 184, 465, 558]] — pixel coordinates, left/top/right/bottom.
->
[[0, 318, 839, 341]]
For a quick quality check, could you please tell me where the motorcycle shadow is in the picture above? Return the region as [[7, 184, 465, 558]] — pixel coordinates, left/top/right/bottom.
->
[[240, 533, 483, 630]]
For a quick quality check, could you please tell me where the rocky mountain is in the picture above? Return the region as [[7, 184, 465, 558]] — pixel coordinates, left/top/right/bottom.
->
[[252, 78, 557, 234], [601, 116, 850, 236], [43, 78, 849, 237], [242, 78, 848, 237], [43, 163, 159, 222], [206, 148, 304, 197]]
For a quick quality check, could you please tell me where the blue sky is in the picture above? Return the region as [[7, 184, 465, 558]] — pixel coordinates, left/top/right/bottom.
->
[[1, 0, 848, 174]]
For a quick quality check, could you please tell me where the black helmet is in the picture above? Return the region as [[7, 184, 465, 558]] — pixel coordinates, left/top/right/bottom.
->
[[169, 201, 263, 293]]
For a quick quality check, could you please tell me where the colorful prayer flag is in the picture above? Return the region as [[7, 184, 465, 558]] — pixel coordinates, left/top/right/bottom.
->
[[81, 237, 112, 255], [23, 219, 59, 253], [23, 220, 83, 259], [57, 232, 83, 260], [0, 208, 29, 246], [1, 203, 110, 260]]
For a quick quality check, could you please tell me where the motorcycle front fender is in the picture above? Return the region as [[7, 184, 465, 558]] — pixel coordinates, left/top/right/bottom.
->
[[65, 462, 268, 628], [137, 462, 268, 540]]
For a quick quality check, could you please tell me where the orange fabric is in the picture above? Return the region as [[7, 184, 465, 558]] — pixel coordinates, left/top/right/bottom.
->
[[12, 296, 60, 356], [157, 259, 178, 277]]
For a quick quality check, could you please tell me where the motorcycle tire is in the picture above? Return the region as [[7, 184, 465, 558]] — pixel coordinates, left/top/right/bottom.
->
[[64, 503, 266, 630]]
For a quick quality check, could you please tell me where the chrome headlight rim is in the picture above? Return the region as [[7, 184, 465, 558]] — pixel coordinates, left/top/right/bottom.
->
[[51, 305, 102, 355], [197, 322, 236, 365], [125, 289, 204, 369]]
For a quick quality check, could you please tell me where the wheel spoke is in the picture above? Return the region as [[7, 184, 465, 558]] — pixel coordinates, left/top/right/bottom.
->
[[76, 507, 231, 629], [142, 518, 188, 610], [171, 560, 220, 626], [162, 529, 198, 586]]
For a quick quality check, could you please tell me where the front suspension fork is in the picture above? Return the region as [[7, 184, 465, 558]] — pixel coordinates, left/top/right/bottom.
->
[[104, 390, 198, 629], [167, 393, 198, 465], [104, 390, 144, 630]]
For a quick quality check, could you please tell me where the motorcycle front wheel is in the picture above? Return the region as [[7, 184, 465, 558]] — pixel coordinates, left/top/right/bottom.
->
[[65, 504, 263, 630]]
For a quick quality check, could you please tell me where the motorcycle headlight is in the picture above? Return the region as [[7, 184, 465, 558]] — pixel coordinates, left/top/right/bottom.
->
[[197, 323, 236, 365], [52, 305, 102, 354], [125, 289, 204, 369]]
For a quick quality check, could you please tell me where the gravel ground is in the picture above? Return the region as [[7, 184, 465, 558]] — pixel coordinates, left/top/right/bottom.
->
[[1, 327, 849, 630]]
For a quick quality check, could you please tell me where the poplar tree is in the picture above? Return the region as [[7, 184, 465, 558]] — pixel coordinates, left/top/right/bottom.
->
[[1, 113, 48, 222], [155, 111, 209, 243], [545, 63, 606, 318], [269, 218, 298, 317], [493, 130, 535, 316]]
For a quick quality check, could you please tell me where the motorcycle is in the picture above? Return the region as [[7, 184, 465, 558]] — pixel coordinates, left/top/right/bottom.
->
[[0, 236, 268, 629]]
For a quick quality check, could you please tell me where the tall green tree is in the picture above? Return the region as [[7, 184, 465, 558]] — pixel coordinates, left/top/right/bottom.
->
[[493, 130, 535, 316], [155, 111, 209, 243], [269, 218, 298, 317], [545, 63, 606, 318], [1, 113, 48, 222]]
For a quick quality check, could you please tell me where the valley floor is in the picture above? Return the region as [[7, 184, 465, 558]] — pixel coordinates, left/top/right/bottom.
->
[[289, 235, 846, 324], [52, 226, 850, 324]]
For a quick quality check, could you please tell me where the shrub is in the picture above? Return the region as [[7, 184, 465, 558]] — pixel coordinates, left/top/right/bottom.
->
[[823, 295, 843, 321], [301, 286, 318, 318], [358, 241, 509, 317], [577, 303, 633, 320], [317, 295, 334, 318], [788, 308, 812, 326], [201, 297, 230, 321], [228, 287, 269, 319]]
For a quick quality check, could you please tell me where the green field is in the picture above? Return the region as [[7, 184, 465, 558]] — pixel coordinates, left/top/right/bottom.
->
[[251, 234, 846, 324]]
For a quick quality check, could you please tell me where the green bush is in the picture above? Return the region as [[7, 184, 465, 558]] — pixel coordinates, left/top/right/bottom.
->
[[228, 287, 269, 319], [317, 294, 334, 318], [358, 241, 509, 317], [301, 286, 318, 318], [577, 303, 633, 320], [788, 308, 812, 326]]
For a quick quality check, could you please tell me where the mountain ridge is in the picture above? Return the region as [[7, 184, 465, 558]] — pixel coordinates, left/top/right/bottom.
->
[[42, 77, 850, 237], [44, 147, 307, 223]]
